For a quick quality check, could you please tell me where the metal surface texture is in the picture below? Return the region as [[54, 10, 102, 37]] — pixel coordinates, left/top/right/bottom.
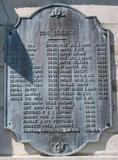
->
[[5, 4, 112, 155]]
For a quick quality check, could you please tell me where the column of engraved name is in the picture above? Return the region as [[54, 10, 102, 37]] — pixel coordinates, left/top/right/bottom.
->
[[59, 43, 75, 130], [46, 42, 59, 130], [96, 43, 108, 101], [23, 45, 44, 132], [72, 44, 97, 131], [46, 41, 75, 131], [96, 42, 109, 127]]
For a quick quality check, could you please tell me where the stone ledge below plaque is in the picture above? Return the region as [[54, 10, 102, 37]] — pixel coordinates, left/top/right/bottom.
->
[[0, 156, 118, 160]]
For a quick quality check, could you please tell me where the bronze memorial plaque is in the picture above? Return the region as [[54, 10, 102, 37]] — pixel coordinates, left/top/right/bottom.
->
[[5, 4, 112, 155]]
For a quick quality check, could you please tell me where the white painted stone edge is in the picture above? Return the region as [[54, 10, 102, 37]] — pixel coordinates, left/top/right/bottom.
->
[[0, 156, 118, 160]]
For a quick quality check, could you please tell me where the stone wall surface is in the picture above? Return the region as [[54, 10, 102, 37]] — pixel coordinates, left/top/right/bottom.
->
[[0, 0, 118, 159]]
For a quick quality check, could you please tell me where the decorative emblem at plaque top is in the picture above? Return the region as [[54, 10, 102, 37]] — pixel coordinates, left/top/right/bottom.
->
[[50, 7, 65, 18]]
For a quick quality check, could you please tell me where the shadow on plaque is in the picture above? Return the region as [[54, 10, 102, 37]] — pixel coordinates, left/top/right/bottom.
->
[[5, 30, 33, 83]]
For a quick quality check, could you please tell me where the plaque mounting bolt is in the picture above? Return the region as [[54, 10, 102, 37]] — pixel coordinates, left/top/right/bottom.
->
[[9, 31, 12, 35]]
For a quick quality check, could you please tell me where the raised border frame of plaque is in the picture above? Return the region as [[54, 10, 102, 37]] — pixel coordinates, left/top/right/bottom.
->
[[4, 4, 112, 156]]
